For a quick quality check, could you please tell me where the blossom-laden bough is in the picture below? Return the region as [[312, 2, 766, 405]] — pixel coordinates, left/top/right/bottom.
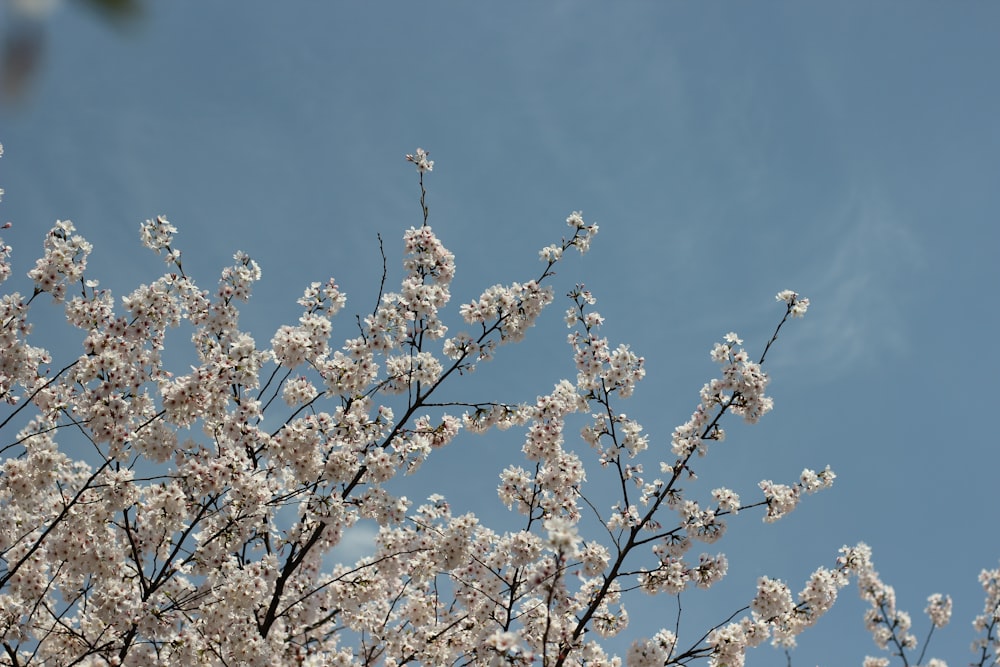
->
[[0, 143, 996, 667]]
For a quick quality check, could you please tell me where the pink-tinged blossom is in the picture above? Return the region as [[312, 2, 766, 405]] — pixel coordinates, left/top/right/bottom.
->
[[539, 244, 563, 262], [402, 224, 455, 287], [317, 348, 379, 395], [758, 480, 800, 522], [638, 553, 689, 595], [670, 326, 786, 461], [971, 563, 1000, 660], [794, 566, 849, 627], [544, 516, 581, 554], [139, 214, 179, 258], [28, 220, 92, 302], [7, 150, 958, 667], [0, 237, 12, 286], [707, 622, 748, 667], [691, 553, 729, 589], [679, 500, 726, 543], [282, 375, 319, 406], [565, 211, 599, 253], [835, 542, 961, 662], [460, 280, 554, 342], [384, 350, 443, 392], [464, 401, 526, 433], [271, 323, 316, 368], [0, 294, 49, 405], [498, 465, 534, 513], [441, 331, 479, 361], [297, 278, 347, 317], [752, 577, 795, 622], [759, 467, 835, 523], [925, 592, 952, 628], [800, 465, 836, 493], [626, 637, 669, 667], [712, 487, 741, 514]]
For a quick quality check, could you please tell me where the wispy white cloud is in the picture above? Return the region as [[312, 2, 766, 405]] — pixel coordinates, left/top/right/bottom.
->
[[790, 184, 924, 379], [328, 521, 379, 564]]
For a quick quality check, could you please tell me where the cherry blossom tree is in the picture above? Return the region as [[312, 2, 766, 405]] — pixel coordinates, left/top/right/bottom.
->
[[0, 143, 997, 666]]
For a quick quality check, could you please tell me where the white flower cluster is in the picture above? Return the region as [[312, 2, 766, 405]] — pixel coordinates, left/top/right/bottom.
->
[[3, 148, 987, 667], [626, 630, 676, 667], [140, 214, 180, 264], [27, 220, 93, 302], [671, 328, 778, 464], [971, 564, 1000, 662], [405, 146, 434, 173], [776, 289, 810, 317], [758, 466, 835, 523], [829, 542, 966, 667]]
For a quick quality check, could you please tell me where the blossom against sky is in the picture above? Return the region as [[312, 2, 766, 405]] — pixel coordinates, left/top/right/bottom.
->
[[2, 2, 999, 663]]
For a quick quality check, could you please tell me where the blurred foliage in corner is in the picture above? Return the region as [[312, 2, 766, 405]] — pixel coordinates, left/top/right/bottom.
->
[[2, 0, 143, 105]]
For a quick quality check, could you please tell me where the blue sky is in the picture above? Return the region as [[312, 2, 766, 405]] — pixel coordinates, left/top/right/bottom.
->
[[2, 2, 999, 664]]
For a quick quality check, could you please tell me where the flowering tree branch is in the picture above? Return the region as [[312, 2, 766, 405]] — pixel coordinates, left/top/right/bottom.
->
[[0, 143, 996, 666]]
